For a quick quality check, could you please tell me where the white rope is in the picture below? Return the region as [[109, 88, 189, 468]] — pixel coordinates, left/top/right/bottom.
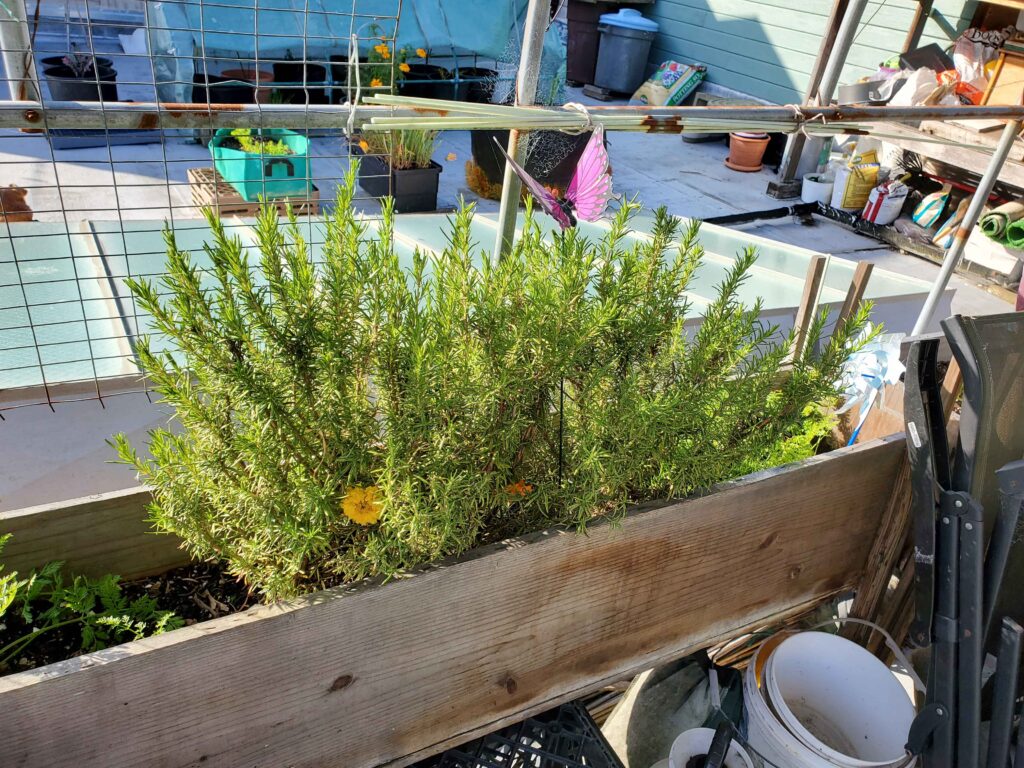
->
[[562, 101, 594, 135]]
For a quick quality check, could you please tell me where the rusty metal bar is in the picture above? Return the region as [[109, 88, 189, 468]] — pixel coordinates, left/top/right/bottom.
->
[[7, 101, 1024, 132], [911, 119, 1022, 335]]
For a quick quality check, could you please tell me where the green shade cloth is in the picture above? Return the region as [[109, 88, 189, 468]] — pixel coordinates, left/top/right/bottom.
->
[[980, 201, 1024, 246]]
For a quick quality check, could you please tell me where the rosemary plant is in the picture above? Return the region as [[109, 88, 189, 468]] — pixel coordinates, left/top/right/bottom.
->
[[113, 169, 871, 599]]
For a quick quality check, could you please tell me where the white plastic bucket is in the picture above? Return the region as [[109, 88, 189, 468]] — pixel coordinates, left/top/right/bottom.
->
[[668, 728, 754, 768], [745, 632, 915, 768], [801, 173, 834, 204]]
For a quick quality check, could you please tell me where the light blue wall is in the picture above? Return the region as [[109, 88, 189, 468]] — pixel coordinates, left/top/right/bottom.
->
[[645, 0, 980, 104]]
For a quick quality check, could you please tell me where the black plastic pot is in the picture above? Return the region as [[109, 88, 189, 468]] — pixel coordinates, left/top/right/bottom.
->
[[454, 67, 497, 103], [357, 153, 442, 213], [470, 129, 594, 190], [328, 54, 368, 103], [43, 65, 118, 101], [192, 72, 256, 104], [398, 63, 450, 99], [41, 55, 114, 70], [272, 61, 328, 104]]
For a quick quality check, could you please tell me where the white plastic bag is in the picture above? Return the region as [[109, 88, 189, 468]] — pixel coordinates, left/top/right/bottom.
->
[[888, 68, 937, 107]]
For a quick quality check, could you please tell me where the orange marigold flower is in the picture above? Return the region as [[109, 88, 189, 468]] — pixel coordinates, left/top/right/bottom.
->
[[398, 62, 411, 73], [369, 77, 384, 88], [374, 43, 391, 60], [342, 485, 382, 525], [358, 139, 370, 153], [505, 479, 534, 498], [416, 48, 427, 58]]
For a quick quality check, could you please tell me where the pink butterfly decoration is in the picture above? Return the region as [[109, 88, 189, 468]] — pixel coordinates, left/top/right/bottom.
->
[[493, 125, 613, 230]]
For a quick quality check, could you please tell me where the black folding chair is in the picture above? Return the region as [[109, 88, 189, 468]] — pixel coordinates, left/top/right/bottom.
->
[[904, 311, 1024, 768]]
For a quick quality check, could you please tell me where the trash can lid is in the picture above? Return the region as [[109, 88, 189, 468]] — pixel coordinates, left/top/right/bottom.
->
[[598, 8, 659, 32]]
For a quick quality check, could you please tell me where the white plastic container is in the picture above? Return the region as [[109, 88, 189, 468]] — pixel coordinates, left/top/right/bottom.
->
[[801, 173, 835, 204], [668, 728, 753, 768], [745, 632, 915, 768]]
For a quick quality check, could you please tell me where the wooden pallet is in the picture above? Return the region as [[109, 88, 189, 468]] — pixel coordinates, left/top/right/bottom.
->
[[187, 166, 319, 217]]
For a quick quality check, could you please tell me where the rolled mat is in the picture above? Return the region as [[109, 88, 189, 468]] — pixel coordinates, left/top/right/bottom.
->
[[1004, 217, 1024, 250], [980, 201, 1024, 241]]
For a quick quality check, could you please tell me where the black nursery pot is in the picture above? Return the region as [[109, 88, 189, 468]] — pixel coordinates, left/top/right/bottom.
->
[[41, 55, 114, 70], [398, 64, 451, 100], [470, 128, 594, 190], [328, 54, 368, 103], [43, 64, 118, 101], [454, 67, 497, 103], [272, 61, 328, 104], [357, 153, 442, 213], [192, 73, 256, 104]]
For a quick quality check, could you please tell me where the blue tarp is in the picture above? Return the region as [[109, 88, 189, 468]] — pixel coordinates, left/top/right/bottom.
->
[[148, 0, 565, 102]]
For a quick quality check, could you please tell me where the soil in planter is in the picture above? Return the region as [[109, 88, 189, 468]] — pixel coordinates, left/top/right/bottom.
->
[[0, 561, 254, 676]]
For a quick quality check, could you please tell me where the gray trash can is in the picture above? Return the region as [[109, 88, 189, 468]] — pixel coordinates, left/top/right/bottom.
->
[[593, 9, 658, 94]]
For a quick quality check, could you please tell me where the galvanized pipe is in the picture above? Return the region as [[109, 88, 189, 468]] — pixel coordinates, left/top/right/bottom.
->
[[911, 119, 1022, 335], [815, 0, 870, 106], [776, 0, 855, 187], [0, 0, 39, 101], [493, 0, 549, 260]]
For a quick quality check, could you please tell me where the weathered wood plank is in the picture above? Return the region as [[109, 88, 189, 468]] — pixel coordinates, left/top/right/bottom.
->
[[0, 436, 905, 768], [0, 487, 187, 581]]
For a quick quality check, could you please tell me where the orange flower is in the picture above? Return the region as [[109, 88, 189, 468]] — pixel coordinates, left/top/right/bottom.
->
[[358, 139, 370, 153], [373, 43, 391, 60], [369, 77, 383, 88], [416, 48, 427, 58], [342, 485, 382, 525], [398, 62, 410, 73], [505, 479, 534, 498]]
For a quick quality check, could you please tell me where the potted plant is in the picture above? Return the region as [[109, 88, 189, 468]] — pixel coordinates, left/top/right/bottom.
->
[[209, 128, 312, 202], [0, 183, 893, 767], [219, 65, 275, 103], [356, 129, 442, 212], [42, 49, 118, 102], [272, 50, 328, 104], [467, 76, 594, 199], [467, 128, 595, 201]]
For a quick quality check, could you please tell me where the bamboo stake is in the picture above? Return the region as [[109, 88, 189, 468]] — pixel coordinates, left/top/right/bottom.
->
[[493, 0, 548, 261]]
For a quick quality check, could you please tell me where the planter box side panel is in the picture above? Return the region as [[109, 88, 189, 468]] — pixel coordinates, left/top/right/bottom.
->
[[0, 435, 905, 768], [0, 487, 187, 581]]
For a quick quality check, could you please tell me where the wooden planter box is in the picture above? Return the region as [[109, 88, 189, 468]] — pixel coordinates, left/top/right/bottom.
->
[[0, 436, 905, 768]]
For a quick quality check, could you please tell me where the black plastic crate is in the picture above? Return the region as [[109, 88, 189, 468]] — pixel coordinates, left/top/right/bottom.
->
[[415, 701, 625, 768]]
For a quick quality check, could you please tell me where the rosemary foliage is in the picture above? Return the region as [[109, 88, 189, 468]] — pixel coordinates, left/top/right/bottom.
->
[[113, 169, 871, 599]]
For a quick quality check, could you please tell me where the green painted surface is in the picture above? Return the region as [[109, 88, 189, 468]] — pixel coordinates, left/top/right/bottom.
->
[[645, 0, 979, 104]]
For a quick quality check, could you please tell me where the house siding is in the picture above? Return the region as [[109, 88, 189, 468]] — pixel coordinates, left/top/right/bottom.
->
[[645, 0, 979, 104]]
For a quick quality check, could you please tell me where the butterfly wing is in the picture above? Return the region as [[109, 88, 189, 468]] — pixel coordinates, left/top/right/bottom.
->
[[565, 125, 612, 222], [492, 138, 573, 230]]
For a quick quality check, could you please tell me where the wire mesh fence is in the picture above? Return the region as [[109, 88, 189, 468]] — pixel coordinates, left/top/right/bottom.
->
[[0, 0, 527, 412]]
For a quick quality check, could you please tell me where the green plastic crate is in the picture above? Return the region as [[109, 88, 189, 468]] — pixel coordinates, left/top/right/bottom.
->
[[209, 128, 312, 202]]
